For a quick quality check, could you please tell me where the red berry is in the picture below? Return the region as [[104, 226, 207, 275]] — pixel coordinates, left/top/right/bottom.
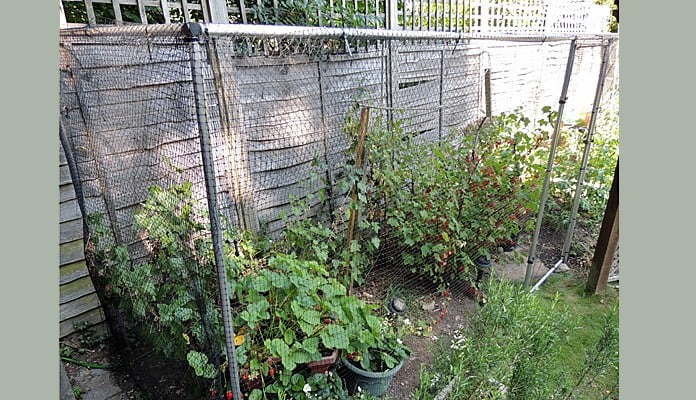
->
[[269, 368, 275, 377], [324, 318, 331, 325], [226, 390, 233, 400]]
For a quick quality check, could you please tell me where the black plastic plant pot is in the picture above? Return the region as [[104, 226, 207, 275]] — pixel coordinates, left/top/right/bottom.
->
[[474, 255, 491, 270], [388, 297, 408, 315], [340, 358, 403, 397]]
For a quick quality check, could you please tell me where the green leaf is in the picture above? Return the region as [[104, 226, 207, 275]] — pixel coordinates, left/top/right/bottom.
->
[[250, 275, 271, 292], [370, 236, 381, 249], [186, 351, 217, 379], [300, 337, 320, 354], [421, 243, 432, 257], [266, 338, 291, 359], [357, 180, 367, 192], [320, 325, 349, 349], [441, 231, 450, 242], [174, 307, 193, 321], [284, 328, 296, 345], [263, 270, 290, 289], [350, 240, 360, 252]]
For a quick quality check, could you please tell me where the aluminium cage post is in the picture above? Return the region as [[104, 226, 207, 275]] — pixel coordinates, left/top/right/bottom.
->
[[184, 22, 243, 400], [522, 37, 577, 288], [560, 38, 614, 263]]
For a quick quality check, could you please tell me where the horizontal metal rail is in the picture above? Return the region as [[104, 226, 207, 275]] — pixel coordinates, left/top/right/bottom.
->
[[60, 22, 619, 43]]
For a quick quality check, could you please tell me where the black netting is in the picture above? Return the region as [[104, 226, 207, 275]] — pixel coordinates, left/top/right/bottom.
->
[[59, 24, 618, 399]]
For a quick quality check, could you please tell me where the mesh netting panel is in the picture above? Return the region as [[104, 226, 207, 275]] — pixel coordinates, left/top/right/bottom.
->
[[59, 24, 618, 398]]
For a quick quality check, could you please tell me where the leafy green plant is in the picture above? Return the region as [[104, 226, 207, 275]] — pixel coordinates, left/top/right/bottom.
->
[[226, 251, 410, 396], [413, 274, 619, 400], [342, 314, 412, 373], [275, 142, 381, 290], [356, 107, 548, 287], [71, 320, 106, 351], [92, 182, 227, 392], [72, 384, 84, 399], [248, 0, 384, 28]]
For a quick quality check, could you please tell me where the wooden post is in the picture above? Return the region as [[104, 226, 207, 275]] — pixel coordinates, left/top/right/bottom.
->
[[346, 107, 370, 294], [386, 0, 399, 29], [59, 0, 68, 27], [203, 0, 230, 23], [586, 158, 619, 294]]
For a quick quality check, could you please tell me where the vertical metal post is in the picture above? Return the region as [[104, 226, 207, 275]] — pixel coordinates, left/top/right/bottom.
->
[[561, 40, 613, 262], [484, 68, 491, 119], [386, 39, 395, 132], [438, 48, 445, 141], [184, 23, 242, 400], [523, 38, 577, 288], [317, 61, 336, 218]]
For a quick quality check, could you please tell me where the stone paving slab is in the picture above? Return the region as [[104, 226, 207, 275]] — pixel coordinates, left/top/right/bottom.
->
[[491, 245, 551, 284]]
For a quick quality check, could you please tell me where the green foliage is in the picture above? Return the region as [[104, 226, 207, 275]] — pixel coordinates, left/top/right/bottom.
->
[[544, 96, 619, 234], [413, 277, 619, 400], [72, 384, 84, 399], [61, 1, 180, 24], [359, 107, 548, 287], [248, 0, 384, 28], [91, 182, 225, 387], [228, 252, 410, 396], [71, 320, 106, 351]]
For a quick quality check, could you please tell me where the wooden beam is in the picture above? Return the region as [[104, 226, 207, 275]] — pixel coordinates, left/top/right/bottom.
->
[[346, 107, 370, 294], [586, 158, 619, 294]]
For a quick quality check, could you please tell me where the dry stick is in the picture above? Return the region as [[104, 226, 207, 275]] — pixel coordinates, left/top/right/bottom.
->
[[346, 107, 370, 295], [434, 377, 457, 400]]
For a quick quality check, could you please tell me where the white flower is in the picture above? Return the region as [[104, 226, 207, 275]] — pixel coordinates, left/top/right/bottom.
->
[[303, 383, 312, 394], [396, 338, 403, 345], [403, 318, 411, 326]]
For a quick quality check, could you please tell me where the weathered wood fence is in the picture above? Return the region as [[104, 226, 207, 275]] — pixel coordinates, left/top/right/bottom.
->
[[60, 143, 105, 338], [59, 25, 617, 270]]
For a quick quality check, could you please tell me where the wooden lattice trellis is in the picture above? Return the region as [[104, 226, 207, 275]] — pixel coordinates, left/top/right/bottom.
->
[[60, 0, 611, 34]]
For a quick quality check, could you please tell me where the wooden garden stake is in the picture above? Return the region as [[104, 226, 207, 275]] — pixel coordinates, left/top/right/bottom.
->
[[346, 107, 370, 294]]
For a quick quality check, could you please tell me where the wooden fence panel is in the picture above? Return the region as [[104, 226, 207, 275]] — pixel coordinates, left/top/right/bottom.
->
[[59, 144, 105, 339]]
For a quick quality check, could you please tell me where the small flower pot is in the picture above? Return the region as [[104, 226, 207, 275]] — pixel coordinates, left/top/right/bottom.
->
[[339, 358, 403, 397], [306, 349, 339, 374], [474, 255, 491, 269]]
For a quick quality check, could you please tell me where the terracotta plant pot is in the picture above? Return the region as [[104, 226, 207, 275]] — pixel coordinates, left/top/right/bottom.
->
[[306, 349, 339, 374]]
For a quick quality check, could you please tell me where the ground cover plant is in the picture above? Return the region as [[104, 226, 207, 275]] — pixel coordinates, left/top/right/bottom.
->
[[412, 275, 619, 400]]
